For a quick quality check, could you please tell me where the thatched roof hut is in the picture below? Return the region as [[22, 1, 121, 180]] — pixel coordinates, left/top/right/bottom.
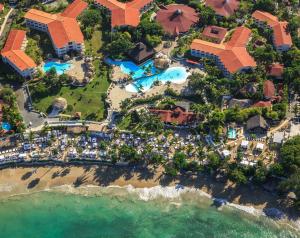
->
[[154, 58, 170, 69], [52, 97, 67, 111]]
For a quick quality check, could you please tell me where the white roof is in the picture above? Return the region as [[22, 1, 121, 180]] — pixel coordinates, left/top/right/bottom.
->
[[241, 140, 249, 148], [273, 132, 284, 143], [222, 150, 231, 157], [256, 143, 264, 150]]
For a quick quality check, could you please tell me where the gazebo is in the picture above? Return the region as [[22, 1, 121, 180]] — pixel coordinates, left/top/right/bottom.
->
[[155, 4, 199, 36], [127, 42, 155, 65]]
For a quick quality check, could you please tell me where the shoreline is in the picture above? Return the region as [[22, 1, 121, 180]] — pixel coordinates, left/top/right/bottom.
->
[[0, 165, 299, 230]]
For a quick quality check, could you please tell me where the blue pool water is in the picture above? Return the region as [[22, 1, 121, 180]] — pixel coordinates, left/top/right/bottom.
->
[[105, 58, 157, 79], [228, 128, 237, 139], [43, 61, 72, 75], [106, 58, 190, 92], [1, 122, 11, 131]]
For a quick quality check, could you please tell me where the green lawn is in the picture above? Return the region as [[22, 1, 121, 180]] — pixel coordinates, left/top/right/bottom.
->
[[32, 59, 110, 120], [85, 29, 103, 57]]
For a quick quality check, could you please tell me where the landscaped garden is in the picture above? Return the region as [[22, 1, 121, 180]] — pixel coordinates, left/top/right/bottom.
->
[[30, 59, 110, 120]]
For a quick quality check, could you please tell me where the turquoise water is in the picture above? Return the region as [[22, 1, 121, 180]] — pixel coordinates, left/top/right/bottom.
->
[[106, 58, 157, 79], [228, 128, 237, 139], [106, 58, 190, 92], [43, 61, 72, 75], [1, 122, 11, 131], [0, 187, 298, 238]]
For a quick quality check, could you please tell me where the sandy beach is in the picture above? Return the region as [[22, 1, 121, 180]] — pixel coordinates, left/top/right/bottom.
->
[[0, 165, 293, 209]]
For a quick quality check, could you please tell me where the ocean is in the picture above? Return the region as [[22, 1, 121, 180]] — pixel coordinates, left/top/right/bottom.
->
[[0, 185, 298, 238]]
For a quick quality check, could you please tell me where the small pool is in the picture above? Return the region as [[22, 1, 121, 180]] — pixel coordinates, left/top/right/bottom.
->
[[106, 58, 190, 92], [228, 128, 237, 139], [1, 122, 11, 131], [43, 61, 72, 75]]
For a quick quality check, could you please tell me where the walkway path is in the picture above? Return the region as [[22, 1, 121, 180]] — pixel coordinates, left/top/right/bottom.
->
[[267, 119, 289, 136], [0, 8, 13, 37]]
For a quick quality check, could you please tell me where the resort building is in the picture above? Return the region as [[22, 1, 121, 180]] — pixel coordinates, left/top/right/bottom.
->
[[24, 0, 88, 57], [252, 101, 272, 108], [252, 10, 292, 52], [246, 115, 269, 134], [127, 42, 155, 65], [94, 0, 153, 28], [205, 0, 240, 18], [263, 80, 276, 100], [268, 62, 284, 79], [155, 4, 199, 36], [1, 29, 37, 78], [190, 26, 256, 77], [149, 106, 197, 125], [201, 25, 227, 43]]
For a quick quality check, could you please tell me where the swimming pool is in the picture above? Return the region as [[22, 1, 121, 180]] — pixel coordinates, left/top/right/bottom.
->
[[126, 67, 190, 92], [105, 58, 157, 79], [228, 128, 237, 139], [106, 58, 190, 92], [1, 122, 11, 131], [43, 61, 72, 75]]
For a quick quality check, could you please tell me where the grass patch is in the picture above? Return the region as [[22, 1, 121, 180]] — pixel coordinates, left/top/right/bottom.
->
[[31, 59, 110, 120], [117, 114, 132, 130], [85, 29, 103, 57]]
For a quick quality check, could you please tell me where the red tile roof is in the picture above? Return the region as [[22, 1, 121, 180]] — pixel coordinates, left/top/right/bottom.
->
[[201, 25, 227, 43], [1, 30, 36, 71], [61, 0, 88, 18], [268, 63, 284, 78], [48, 16, 84, 48], [205, 0, 240, 17], [191, 26, 256, 74], [149, 106, 197, 125], [95, 0, 152, 27], [25, 1, 87, 49], [263, 80, 275, 99], [252, 10, 292, 48], [252, 101, 272, 108], [156, 4, 199, 36]]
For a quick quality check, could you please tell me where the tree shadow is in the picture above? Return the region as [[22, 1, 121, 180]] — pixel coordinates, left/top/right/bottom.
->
[[27, 178, 40, 189], [73, 174, 88, 187], [21, 171, 33, 180], [93, 166, 124, 186], [60, 168, 71, 177]]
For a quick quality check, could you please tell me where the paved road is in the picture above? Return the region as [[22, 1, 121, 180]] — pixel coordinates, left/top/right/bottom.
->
[[0, 8, 13, 37], [15, 86, 44, 128]]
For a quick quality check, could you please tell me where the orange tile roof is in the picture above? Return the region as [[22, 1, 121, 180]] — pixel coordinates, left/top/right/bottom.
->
[[24, 9, 57, 24], [1, 30, 36, 71], [268, 63, 284, 78], [252, 101, 272, 108], [156, 4, 199, 36], [95, 0, 152, 27], [25, 4, 86, 49], [205, 0, 240, 17], [191, 26, 256, 74], [263, 80, 275, 98], [252, 10, 292, 48], [149, 107, 197, 124], [48, 16, 84, 48], [202, 25, 227, 43], [61, 0, 88, 18]]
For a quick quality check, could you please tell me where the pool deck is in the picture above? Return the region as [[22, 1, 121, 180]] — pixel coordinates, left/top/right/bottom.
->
[[108, 79, 189, 110]]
